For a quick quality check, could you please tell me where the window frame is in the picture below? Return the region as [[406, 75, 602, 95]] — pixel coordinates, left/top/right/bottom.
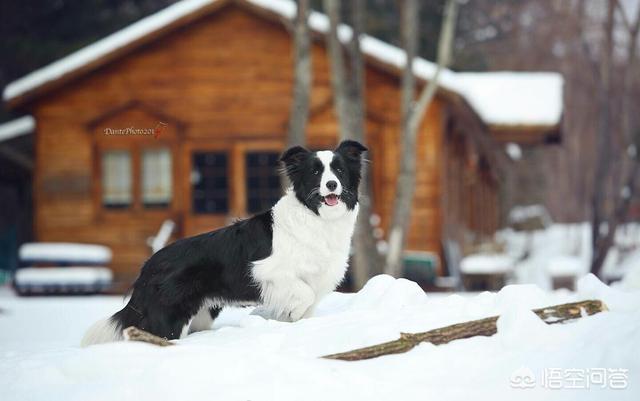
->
[[191, 150, 231, 215], [141, 147, 174, 209], [101, 148, 134, 209], [245, 151, 281, 214], [94, 140, 179, 219]]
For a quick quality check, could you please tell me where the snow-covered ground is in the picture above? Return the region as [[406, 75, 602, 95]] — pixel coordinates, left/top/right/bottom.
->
[[1, 274, 638, 401]]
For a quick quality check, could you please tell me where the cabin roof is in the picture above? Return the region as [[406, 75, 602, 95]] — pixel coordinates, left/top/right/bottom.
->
[[2, 0, 563, 129], [0, 116, 35, 143]]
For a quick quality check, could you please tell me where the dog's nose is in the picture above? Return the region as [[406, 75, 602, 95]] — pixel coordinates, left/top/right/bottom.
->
[[326, 180, 338, 191]]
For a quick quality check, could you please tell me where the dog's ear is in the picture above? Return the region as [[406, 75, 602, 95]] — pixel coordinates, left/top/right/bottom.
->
[[280, 145, 309, 168], [335, 140, 367, 159]]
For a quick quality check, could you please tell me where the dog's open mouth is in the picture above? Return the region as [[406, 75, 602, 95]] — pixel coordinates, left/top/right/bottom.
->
[[323, 194, 340, 206]]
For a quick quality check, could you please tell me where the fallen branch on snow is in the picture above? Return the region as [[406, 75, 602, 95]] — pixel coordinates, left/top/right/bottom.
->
[[323, 299, 607, 361], [123, 326, 174, 347]]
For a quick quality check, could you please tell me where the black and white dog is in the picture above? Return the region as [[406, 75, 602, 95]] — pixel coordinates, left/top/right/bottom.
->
[[81, 140, 367, 346]]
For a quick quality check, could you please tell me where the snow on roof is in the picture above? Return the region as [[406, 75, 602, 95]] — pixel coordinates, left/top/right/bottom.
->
[[0, 115, 35, 143], [2, 0, 563, 128], [452, 72, 563, 127], [2, 0, 216, 103]]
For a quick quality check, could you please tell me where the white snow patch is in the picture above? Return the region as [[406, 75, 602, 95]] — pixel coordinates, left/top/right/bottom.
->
[[618, 249, 640, 290], [3, 0, 563, 128], [505, 142, 522, 160], [546, 255, 586, 277], [460, 254, 514, 274], [19, 242, 112, 264], [14, 267, 113, 285], [147, 219, 176, 254], [508, 204, 552, 226], [0, 116, 34, 143], [453, 72, 563, 127]]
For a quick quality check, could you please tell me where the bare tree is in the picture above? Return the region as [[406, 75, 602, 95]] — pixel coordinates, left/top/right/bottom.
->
[[324, 0, 382, 288], [588, 0, 640, 276], [385, 0, 459, 277], [347, 0, 384, 286], [286, 0, 312, 148], [324, 0, 349, 140]]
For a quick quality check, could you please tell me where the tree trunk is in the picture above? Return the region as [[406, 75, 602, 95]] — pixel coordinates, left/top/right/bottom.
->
[[324, 0, 382, 288], [385, 0, 458, 277], [347, 0, 383, 286], [324, 0, 350, 139], [590, 0, 636, 276], [323, 299, 606, 361], [286, 0, 312, 149]]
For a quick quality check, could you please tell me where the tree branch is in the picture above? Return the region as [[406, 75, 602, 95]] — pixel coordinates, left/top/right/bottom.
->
[[323, 299, 607, 361], [409, 0, 459, 133], [123, 326, 175, 347]]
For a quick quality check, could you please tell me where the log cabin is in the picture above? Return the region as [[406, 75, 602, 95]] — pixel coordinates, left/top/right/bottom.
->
[[2, 0, 563, 282]]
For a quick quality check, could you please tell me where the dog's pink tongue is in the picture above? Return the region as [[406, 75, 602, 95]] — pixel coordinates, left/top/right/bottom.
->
[[325, 195, 339, 206]]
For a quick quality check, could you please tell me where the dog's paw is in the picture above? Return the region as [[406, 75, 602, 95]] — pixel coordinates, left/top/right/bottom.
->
[[287, 300, 314, 322]]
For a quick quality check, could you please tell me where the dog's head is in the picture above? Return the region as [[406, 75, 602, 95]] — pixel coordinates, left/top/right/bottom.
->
[[280, 140, 367, 219]]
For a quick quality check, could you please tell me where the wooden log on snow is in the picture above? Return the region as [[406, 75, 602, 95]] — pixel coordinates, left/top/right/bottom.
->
[[323, 299, 607, 361], [123, 326, 174, 347]]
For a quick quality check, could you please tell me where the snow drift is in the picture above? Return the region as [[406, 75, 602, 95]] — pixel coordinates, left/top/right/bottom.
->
[[0, 274, 638, 401]]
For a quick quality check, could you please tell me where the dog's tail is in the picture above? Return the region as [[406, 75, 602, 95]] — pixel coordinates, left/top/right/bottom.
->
[[80, 315, 123, 347]]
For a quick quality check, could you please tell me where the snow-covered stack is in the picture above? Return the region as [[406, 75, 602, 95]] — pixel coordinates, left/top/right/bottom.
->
[[14, 242, 113, 295]]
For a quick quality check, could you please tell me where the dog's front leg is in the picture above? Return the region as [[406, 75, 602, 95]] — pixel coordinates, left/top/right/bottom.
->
[[257, 276, 316, 322], [285, 279, 316, 322]]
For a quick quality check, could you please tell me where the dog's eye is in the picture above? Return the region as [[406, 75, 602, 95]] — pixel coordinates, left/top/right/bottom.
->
[[313, 169, 319, 175], [335, 168, 343, 174]]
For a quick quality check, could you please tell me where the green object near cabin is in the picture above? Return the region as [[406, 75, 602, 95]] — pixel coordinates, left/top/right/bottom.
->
[[403, 251, 439, 285]]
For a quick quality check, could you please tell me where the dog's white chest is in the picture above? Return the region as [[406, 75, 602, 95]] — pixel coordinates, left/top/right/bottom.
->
[[251, 192, 358, 320]]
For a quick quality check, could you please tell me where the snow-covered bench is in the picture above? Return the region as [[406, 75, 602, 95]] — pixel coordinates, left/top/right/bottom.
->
[[546, 255, 585, 290], [19, 242, 112, 266], [14, 242, 113, 295], [460, 253, 514, 291], [14, 267, 113, 295]]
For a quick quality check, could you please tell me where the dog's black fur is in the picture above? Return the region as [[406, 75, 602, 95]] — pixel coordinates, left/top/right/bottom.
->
[[112, 210, 272, 339]]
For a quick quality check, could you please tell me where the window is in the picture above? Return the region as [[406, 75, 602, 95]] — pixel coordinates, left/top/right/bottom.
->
[[142, 148, 172, 208], [102, 150, 132, 208], [246, 152, 281, 213], [192, 152, 229, 214]]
